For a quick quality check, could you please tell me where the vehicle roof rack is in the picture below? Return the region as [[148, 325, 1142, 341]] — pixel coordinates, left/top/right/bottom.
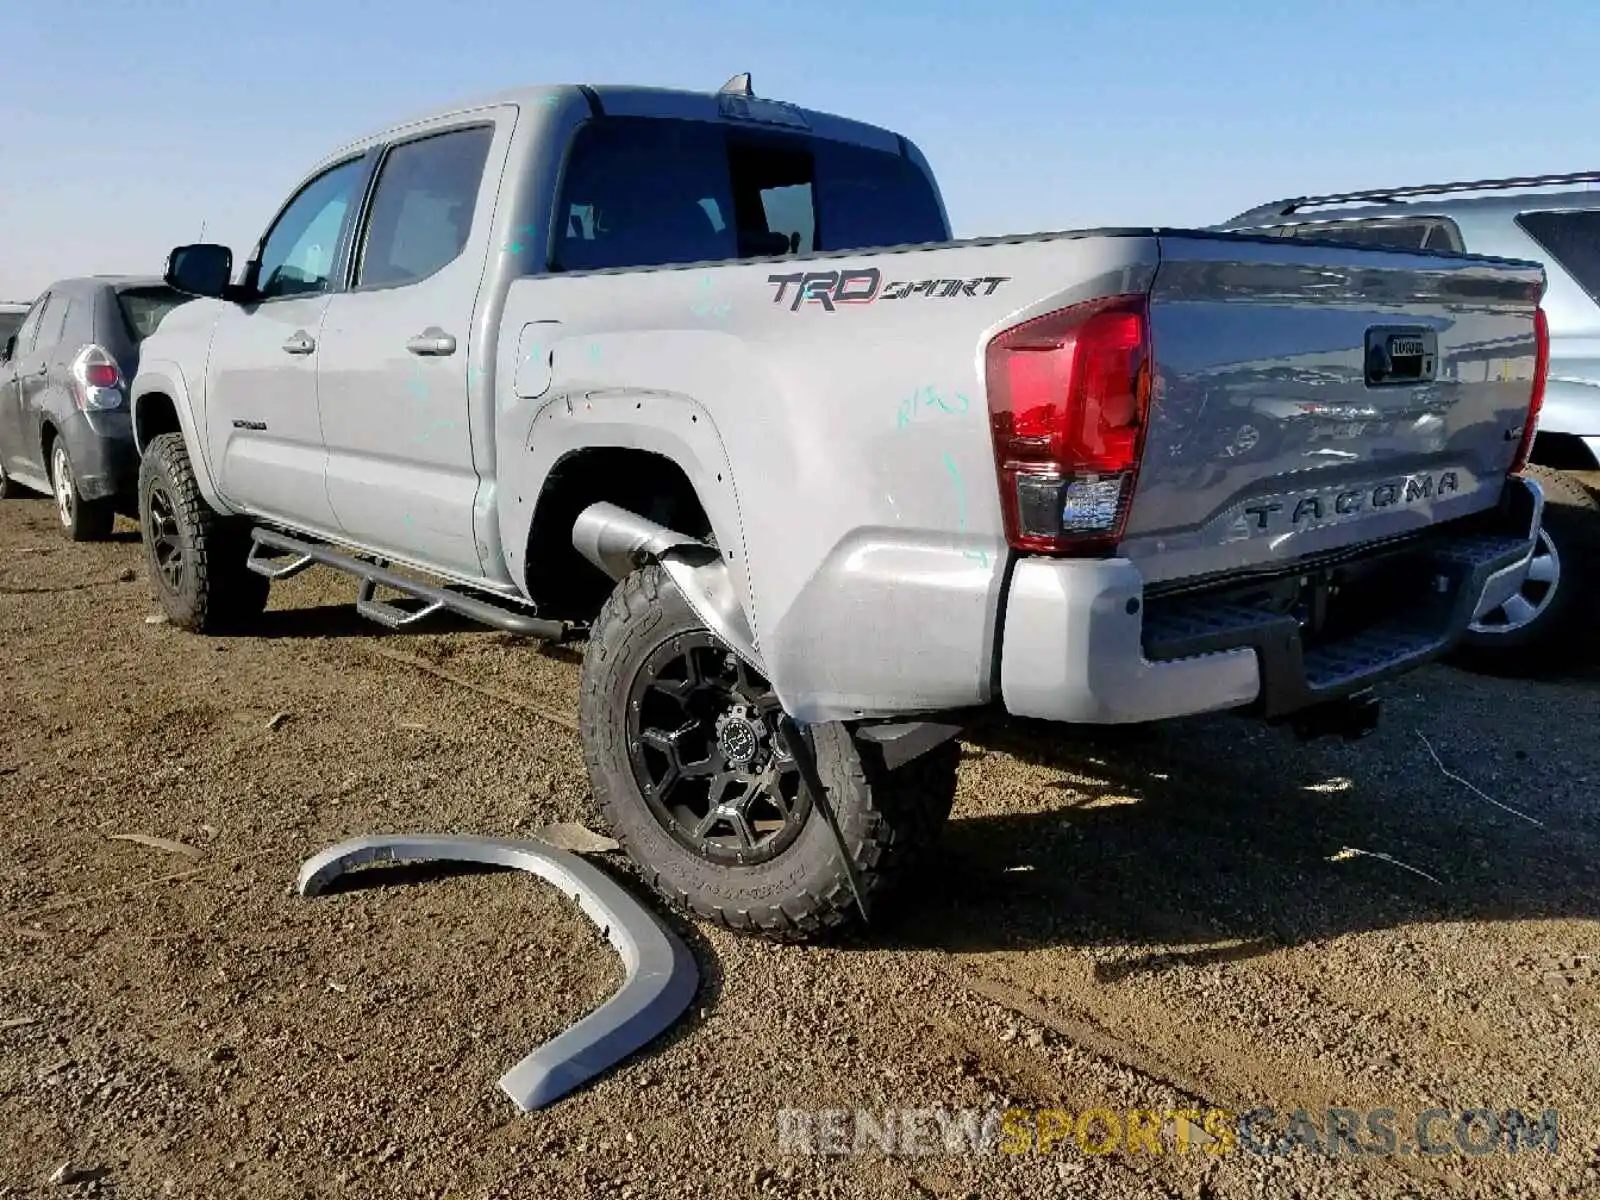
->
[[1229, 170, 1600, 225], [718, 72, 753, 98]]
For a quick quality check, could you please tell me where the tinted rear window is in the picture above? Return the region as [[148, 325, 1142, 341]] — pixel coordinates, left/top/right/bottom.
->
[[1515, 210, 1600, 304], [0, 312, 23, 346], [116, 286, 192, 341], [551, 116, 948, 273], [1261, 216, 1464, 253], [813, 137, 949, 253]]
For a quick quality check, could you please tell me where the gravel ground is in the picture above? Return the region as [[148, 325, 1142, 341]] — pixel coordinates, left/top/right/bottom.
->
[[3, 494, 1600, 1199]]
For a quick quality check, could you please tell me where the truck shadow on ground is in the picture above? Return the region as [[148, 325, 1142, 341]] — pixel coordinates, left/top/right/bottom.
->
[[235, 605, 486, 639], [871, 692, 1600, 975]]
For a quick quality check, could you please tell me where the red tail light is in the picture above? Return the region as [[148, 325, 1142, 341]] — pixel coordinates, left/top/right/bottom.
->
[[84, 362, 119, 388], [68, 345, 125, 411], [985, 294, 1152, 554], [1511, 306, 1548, 473]]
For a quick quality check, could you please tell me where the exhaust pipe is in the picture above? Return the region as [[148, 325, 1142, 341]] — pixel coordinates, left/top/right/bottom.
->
[[571, 501, 709, 583], [571, 501, 764, 675]]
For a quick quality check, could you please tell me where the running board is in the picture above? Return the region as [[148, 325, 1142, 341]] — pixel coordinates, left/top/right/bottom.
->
[[246, 540, 316, 580], [250, 527, 570, 640], [356, 576, 447, 630]]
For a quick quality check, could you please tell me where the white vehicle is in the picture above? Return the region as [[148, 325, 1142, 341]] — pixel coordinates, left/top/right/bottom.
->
[[130, 76, 1547, 938]]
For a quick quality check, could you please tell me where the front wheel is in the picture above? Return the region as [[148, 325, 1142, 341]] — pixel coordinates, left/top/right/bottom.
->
[[137, 432, 269, 633], [1454, 464, 1599, 676], [578, 564, 959, 941]]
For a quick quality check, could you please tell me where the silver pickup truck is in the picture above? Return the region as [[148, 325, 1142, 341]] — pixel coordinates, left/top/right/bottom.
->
[[131, 74, 1548, 939]]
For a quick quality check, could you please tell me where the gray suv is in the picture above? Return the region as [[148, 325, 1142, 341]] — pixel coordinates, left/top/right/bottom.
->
[[0, 277, 192, 539], [1222, 172, 1600, 675]]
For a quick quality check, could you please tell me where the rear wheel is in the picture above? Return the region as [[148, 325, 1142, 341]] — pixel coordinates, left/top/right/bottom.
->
[[579, 563, 959, 940], [49, 438, 115, 542], [137, 432, 269, 632], [1454, 464, 1599, 676]]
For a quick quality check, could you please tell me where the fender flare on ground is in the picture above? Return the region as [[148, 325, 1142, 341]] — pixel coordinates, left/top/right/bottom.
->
[[295, 832, 700, 1111]]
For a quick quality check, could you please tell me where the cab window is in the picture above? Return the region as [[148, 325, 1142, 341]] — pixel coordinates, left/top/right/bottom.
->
[[8, 293, 49, 357], [550, 116, 949, 273], [355, 125, 494, 289], [1516, 209, 1600, 305], [256, 157, 367, 300], [34, 292, 72, 354]]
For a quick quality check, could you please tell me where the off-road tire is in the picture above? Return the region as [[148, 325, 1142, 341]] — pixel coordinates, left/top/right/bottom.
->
[[1454, 464, 1600, 676], [49, 437, 115, 542], [579, 564, 960, 941], [137, 432, 269, 633]]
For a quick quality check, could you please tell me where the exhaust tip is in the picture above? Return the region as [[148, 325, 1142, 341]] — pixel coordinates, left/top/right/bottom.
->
[[572, 502, 709, 582]]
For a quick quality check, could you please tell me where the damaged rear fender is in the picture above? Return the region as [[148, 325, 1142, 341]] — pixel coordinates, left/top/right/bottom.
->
[[572, 501, 764, 675]]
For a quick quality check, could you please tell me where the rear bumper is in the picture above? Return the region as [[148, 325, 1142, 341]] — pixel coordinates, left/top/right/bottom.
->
[[1000, 475, 1544, 724], [59, 410, 138, 502]]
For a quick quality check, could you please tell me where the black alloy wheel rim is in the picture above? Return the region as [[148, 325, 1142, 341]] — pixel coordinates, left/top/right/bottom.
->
[[147, 484, 186, 595], [626, 631, 810, 866]]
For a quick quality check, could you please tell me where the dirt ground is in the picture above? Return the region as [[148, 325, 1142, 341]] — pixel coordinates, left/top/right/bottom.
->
[[4, 494, 1600, 1200]]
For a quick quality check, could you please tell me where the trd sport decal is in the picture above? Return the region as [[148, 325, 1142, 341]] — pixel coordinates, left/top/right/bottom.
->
[[766, 268, 1009, 312]]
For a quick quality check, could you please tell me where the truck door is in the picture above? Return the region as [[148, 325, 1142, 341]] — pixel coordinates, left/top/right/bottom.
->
[[314, 113, 509, 579], [203, 155, 368, 534]]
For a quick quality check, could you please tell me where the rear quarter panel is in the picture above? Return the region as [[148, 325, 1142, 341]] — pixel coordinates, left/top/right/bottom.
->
[[496, 234, 1159, 721]]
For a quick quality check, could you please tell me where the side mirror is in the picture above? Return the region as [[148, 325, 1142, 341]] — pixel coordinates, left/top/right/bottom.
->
[[164, 243, 234, 299], [1, 335, 13, 362]]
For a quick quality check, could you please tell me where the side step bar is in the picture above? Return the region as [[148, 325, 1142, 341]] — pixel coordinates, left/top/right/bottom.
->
[[248, 527, 570, 641]]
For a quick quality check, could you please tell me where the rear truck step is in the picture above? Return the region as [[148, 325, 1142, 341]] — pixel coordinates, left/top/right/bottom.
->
[[998, 475, 1542, 732], [1139, 480, 1543, 727], [247, 526, 572, 640]]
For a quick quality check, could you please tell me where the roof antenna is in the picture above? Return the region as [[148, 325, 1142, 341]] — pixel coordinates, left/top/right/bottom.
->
[[718, 72, 753, 98]]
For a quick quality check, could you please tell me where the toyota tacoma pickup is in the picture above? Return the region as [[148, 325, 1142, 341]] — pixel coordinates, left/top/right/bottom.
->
[[130, 74, 1548, 939]]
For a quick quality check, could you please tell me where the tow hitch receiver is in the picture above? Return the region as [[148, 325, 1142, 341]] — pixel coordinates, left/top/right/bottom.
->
[[1285, 689, 1382, 742]]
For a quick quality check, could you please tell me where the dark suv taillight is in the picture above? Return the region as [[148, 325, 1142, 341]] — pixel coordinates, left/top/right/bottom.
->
[[68, 345, 125, 411], [984, 294, 1152, 554], [1511, 305, 1548, 473]]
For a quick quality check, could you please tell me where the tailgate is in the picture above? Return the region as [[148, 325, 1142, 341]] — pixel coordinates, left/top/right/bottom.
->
[[1121, 233, 1545, 587]]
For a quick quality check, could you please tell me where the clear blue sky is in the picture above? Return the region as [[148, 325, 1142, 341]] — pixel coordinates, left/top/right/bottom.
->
[[2, 0, 1595, 300]]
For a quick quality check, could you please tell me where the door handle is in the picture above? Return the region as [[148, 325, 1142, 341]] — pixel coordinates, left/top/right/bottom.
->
[[406, 327, 457, 356], [34, 364, 48, 376], [282, 332, 316, 355]]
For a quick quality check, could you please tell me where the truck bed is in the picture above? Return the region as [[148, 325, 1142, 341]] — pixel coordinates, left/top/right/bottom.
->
[[493, 226, 1543, 722]]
